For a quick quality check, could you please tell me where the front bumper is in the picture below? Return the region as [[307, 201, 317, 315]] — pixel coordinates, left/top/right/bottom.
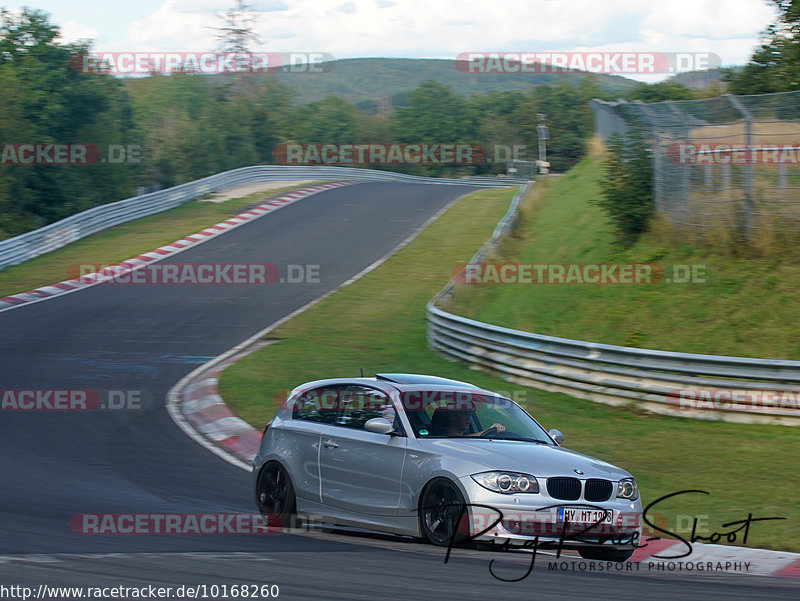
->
[[458, 475, 642, 550]]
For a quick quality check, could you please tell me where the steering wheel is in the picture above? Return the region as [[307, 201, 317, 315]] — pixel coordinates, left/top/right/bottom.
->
[[480, 426, 498, 438]]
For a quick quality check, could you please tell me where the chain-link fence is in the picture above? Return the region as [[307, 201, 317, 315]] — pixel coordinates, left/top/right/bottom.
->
[[506, 159, 540, 179], [591, 91, 800, 237]]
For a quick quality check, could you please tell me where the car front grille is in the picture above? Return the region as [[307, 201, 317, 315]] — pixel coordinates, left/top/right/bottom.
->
[[546, 477, 581, 500], [584, 479, 613, 502]]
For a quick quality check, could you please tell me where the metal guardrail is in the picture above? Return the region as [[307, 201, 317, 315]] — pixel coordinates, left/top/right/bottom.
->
[[428, 182, 800, 426], [0, 166, 528, 270], [434, 181, 530, 303]]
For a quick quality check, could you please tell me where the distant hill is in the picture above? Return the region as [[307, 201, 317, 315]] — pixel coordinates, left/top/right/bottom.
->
[[267, 57, 641, 108], [667, 68, 730, 90]]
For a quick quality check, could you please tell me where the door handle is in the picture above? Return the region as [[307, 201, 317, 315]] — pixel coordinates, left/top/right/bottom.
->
[[323, 439, 339, 449]]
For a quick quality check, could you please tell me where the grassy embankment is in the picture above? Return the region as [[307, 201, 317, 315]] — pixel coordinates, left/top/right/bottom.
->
[[450, 145, 800, 359]]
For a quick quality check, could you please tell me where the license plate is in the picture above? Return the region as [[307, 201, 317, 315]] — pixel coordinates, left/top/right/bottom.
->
[[557, 507, 613, 524]]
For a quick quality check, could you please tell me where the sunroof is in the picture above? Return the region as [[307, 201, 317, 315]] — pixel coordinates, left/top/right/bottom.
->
[[375, 373, 481, 388]]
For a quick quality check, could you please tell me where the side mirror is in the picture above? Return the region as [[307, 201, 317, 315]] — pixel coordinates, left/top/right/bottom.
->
[[548, 428, 565, 444], [365, 417, 394, 435]]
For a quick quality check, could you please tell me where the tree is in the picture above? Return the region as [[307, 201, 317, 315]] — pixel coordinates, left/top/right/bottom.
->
[[626, 81, 698, 102], [0, 65, 37, 238], [211, 0, 260, 69], [467, 91, 527, 173], [249, 79, 294, 163], [287, 95, 362, 144], [726, 0, 800, 93], [593, 119, 654, 246], [0, 7, 59, 62], [517, 81, 596, 171], [0, 9, 138, 239], [393, 81, 478, 142]]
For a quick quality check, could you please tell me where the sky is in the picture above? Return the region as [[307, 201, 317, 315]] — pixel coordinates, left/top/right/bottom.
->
[[6, 0, 780, 82]]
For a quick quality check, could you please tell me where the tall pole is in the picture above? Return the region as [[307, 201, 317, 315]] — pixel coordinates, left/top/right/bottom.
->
[[536, 113, 549, 174], [727, 95, 754, 240]]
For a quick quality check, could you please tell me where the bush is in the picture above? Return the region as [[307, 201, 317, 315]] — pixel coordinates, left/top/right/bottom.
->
[[593, 123, 654, 246]]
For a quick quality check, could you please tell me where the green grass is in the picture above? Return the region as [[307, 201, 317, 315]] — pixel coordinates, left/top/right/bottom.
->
[[219, 184, 799, 552], [448, 145, 800, 360], [0, 183, 324, 299]]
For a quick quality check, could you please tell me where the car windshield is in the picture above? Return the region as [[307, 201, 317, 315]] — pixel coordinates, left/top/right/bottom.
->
[[400, 389, 552, 442]]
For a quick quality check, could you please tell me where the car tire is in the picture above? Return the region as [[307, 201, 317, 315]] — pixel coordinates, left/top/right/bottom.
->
[[419, 478, 470, 547], [578, 547, 634, 562], [255, 462, 296, 529]]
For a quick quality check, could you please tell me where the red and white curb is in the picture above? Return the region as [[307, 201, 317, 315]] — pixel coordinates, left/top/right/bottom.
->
[[0, 181, 354, 314], [627, 536, 800, 577], [174, 346, 263, 471]]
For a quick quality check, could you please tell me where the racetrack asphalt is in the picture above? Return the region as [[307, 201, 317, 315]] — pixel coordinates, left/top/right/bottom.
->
[[0, 181, 796, 600]]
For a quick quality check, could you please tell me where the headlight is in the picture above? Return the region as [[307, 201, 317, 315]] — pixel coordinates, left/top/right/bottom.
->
[[471, 471, 539, 494], [616, 478, 639, 500]]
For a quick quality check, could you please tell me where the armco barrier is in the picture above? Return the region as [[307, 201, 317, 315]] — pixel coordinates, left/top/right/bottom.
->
[[0, 166, 527, 270], [427, 183, 800, 426]]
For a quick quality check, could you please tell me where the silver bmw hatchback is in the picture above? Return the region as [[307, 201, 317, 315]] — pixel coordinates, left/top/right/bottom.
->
[[253, 373, 643, 561]]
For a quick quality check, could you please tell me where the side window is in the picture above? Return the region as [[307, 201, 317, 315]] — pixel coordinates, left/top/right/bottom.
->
[[335, 387, 396, 431], [293, 387, 341, 424]]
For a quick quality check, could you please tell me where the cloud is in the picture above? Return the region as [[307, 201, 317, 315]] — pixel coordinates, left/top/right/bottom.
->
[[170, 0, 229, 13], [251, 1, 290, 11], [56, 21, 100, 43], [169, 0, 289, 15], [641, 0, 777, 39], [111, 0, 777, 80]]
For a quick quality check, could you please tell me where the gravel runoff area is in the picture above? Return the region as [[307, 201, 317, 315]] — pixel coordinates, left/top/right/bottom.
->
[[199, 180, 317, 203]]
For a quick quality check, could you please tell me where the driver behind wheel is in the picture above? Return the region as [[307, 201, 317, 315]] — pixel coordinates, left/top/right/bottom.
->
[[431, 404, 506, 437]]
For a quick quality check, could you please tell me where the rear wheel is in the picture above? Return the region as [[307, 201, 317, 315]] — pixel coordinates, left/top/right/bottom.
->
[[578, 547, 634, 562], [419, 478, 469, 547], [255, 462, 296, 529]]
